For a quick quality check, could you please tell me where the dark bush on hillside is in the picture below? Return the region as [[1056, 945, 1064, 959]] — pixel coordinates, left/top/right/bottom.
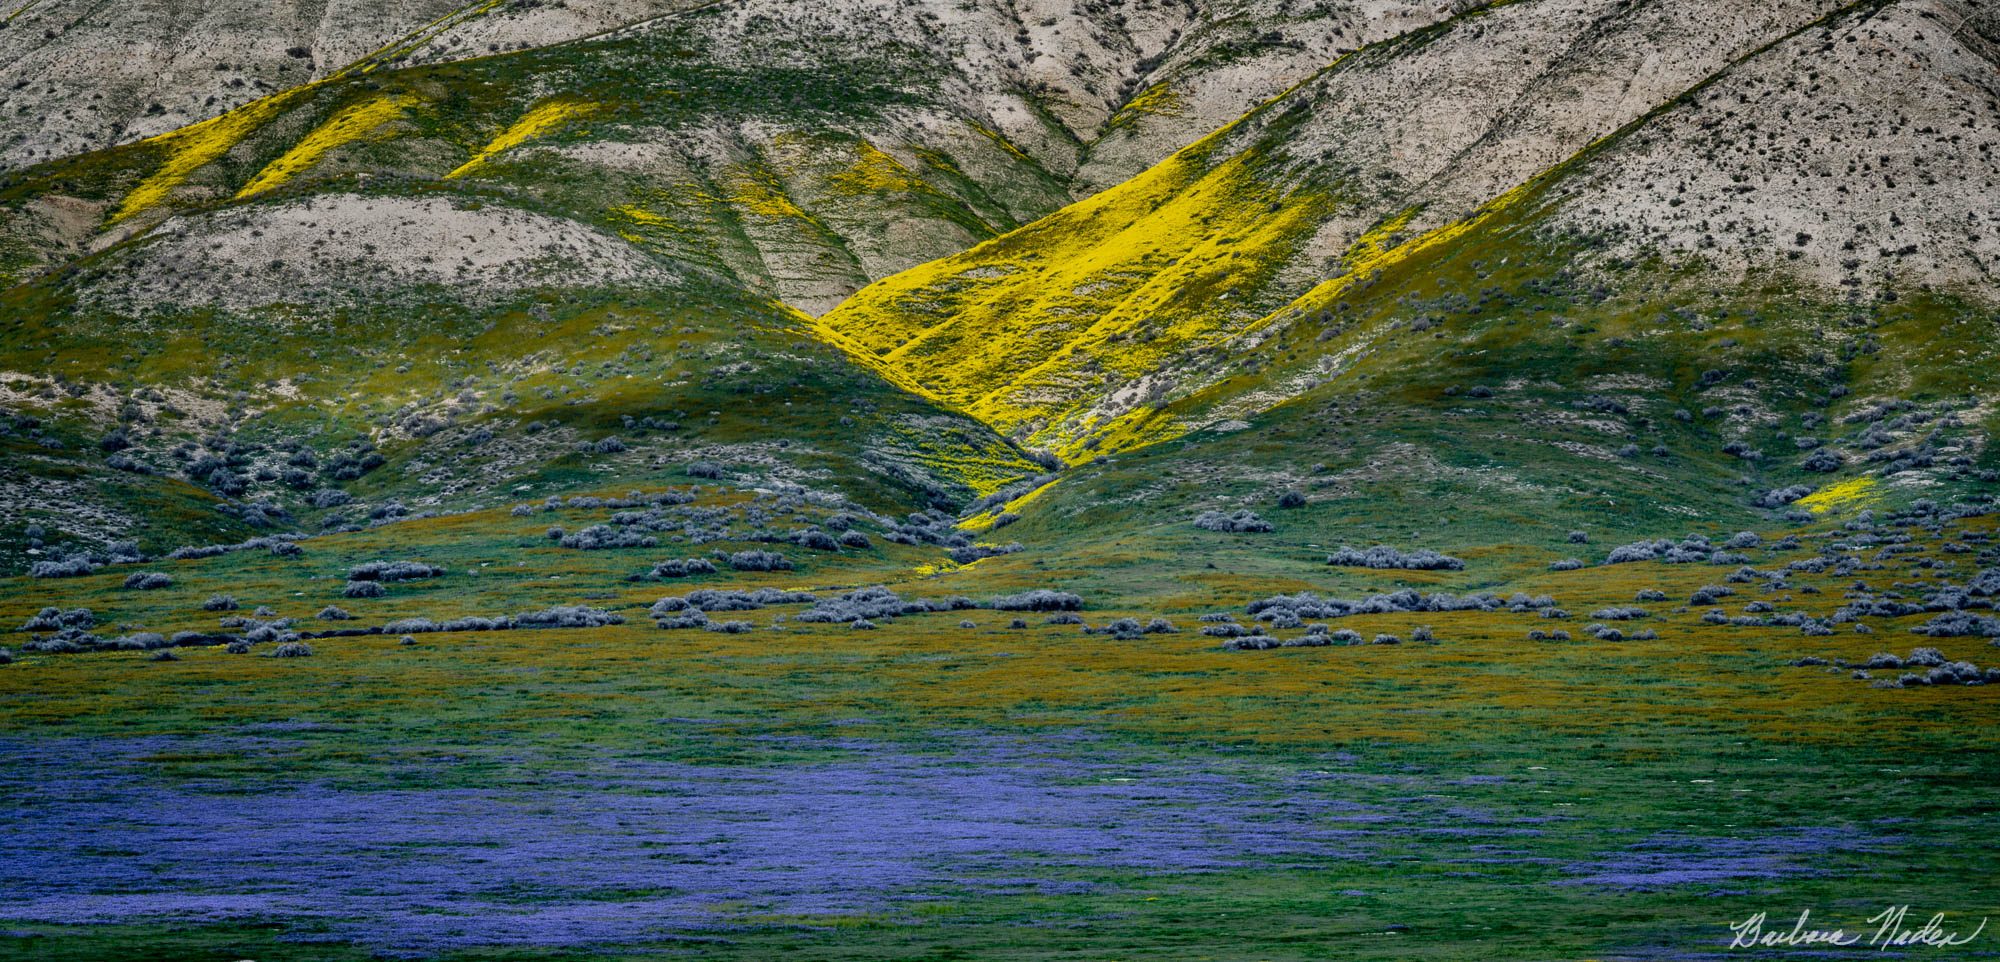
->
[[795, 529, 840, 552], [316, 606, 353, 621], [123, 572, 172, 590], [105, 453, 149, 474], [1602, 535, 1730, 565], [269, 642, 314, 658], [687, 461, 723, 479], [655, 610, 710, 630], [1689, 585, 1735, 606], [1758, 486, 1814, 508], [727, 550, 792, 572], [986, 589, 1084, 611], [1325, 545, 1465, 571], [1278, 490, 1307, 509], [560, 525, 657, 550], [1635, 589, 1668, 602], [1194, 510, 1274, 533], [1567, 530, 1589, 544], [706, 620, 754, 634], [23, 607, 94, 631], [0, 648, 11, 665], [1045, 613, 1084, 625], [30, 556, 98, 579], [949, 542, 1024, 564], [1008, 618, 1028, 629], [1549, 558, 1585, 571], [110, 632, 169, 651], [838, 530, 872, 549], [312, 489, 353, 509], [1802, 450, 1844, 473], [1411, 626, 1435, 643], [347, 561, 444, 582], [342, 580, 387, 599]]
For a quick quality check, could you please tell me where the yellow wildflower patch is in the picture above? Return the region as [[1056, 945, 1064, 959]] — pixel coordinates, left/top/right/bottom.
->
[[111, 92, 302, 222], [1796, 477, 1880, 514], [236, 94, 417, 199], [830, 141, 925, 196], [446, 98, 599, 180], [818, 136, 1329, 455], [726, 175, 812, 221]]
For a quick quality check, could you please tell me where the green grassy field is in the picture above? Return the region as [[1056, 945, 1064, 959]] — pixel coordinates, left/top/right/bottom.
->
[[4, 488, 1996, 960]]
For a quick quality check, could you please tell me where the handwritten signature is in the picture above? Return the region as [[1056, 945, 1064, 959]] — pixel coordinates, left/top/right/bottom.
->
[[1728, 907, 1987, 950]]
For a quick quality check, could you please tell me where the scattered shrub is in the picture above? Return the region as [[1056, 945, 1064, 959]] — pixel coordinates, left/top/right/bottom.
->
[[1590, 607, 1650, 621], [796, 530, 841, 552], [316, 606, 353, 621], [1689, 585, 1735, 606], [1325, 546, 1465, 571], [514, 606, 624, 629], [343, 581, 387, 598], [986, 589, 1084, 611], [30, 556, 98, 579], [649, 558, 718, 579], [347, 561, 444, 582], [1193, 510, 1274, 533], [122, 572, 172, 590], [727, 550, 792, 572], [22, 607, 94, 631], [559, 525, 657, 550], [949, 542, 1025, 564], [269, 642, 314, 658]]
